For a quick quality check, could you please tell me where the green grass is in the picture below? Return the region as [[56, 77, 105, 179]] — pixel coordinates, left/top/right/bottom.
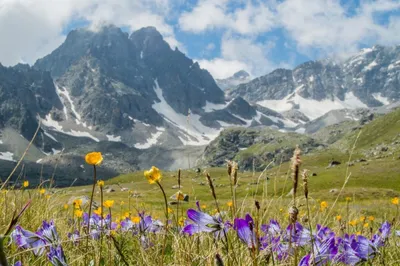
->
[[3, 109, 400, 265]]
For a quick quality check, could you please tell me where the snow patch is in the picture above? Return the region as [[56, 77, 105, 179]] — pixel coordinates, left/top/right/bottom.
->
[[106, 135, 122, 142], [44, 131, 58, 142], [152, 80, 222, 146], [203, 100, 232, 113], [364, 60, 378, 71], [257, 92, 367, 121], [372, 93, 390, 105], [388, 60, 400, 70], [309, 76, 314, 82], [42, 114, 63, 131], [295, 128, 306, 134], [52, 148, 62, 155], [140, 51, 144, 59], [69, 130, 99, 142], [134, 127, 165, 149], [0, 151, 15, 162], [0, 140, 3, 144]]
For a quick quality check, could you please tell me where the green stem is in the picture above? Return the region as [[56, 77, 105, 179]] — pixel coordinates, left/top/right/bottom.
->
[[100, 185, 104, 261], [85, 165, 97, 261], [0, 236, 8, 266], [156, 180, 168, 266]]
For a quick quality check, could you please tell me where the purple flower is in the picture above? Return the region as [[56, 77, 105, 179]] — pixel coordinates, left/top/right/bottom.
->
[[37, 220, 59, 245], [137, 213, 163, 234], [285, 222, 310, 247], [47, 245, 68, 266], [315, 224, 336, 242], [120, 218, 134, 232], [234, 214, 256, 249], [372, 221, 391, 248], [82, 213, 118, 239], [299, 253, 311, 266], [183, 209, 229, 239], [11, 226, 46, 256], [14, 262, 22, 266], [67, 230, 80, 245]]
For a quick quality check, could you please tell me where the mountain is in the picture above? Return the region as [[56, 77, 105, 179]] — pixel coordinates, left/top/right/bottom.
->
[[0, 25, 294, 186], [2, 25, 400, 184], [228, 45, 400, 122], [216, 70, 251, 90]]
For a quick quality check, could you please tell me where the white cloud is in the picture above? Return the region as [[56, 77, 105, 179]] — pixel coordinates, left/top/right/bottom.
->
[[0, 0, 179, 66], [178, 0, 276, 35], [277, 0, 400, 56], [196, 58, 248, 79], [197, 35, 285, 79]]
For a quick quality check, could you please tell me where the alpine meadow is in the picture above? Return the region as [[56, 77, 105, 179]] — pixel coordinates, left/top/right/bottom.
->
[[2, 1, 400, 265]]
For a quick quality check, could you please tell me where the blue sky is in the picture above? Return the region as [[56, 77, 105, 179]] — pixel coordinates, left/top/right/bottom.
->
[[1, 0, 400, 79]]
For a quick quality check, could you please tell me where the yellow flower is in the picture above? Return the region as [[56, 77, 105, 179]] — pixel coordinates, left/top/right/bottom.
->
[[46, 195, 51, 199], [175, 191, 185, 201], [93, 207, 102, 216], [201, 204, 207, 209], [368, 216, 375, 221], [39, 188, 46, 195], [63, 204, 69, 210], [346, 197, 352, 202], [123, 212, 130, 218], [364, 223, 369, 228], [120, 201, 125, 206], [227, 201, 233, 207], [336, 215, 342, 221], [85, 152, 103, 166], [23, 180, 29, 188], [392, 197, 399, 205], [356, 231, 361, 236], [178, 217, 186, 227], [279, 208, 283, 212], [144, 166, 162, 184], [103, 200, 114, 208], [349, 220, 358, 226], [73, 199, 83, 209], [131, 216, 140, 223], [320, 201, 328, 211], [74, 209, 83, 218], [97, 180, 105, 188], [168, 207, 173, 214], [360, 216, 366, 222]]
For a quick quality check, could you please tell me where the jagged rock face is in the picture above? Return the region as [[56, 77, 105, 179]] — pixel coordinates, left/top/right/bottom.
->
[[200, 127, 321, 170], [216, 70, 251, 90], [34, 26, 224, 133], [228, 45, 400, 121], [0, 64, 61, 139]]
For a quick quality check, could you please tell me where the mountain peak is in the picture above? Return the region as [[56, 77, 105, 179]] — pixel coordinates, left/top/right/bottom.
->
[[233, 70, 250, 79]]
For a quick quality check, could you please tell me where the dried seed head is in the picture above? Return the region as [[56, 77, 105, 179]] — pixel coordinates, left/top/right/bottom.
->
[[226, 160, 239, 185], [301, 215, 309, 223], [226, 160, 232, 176], [291, 146, 301, 201], [206, 173, 218, 202], [302, 169, 309, 199], [288, 206, 299, 224], [255, 200, 260, 211], [215, 254, 224, 266], [178, 168, 181, 187]]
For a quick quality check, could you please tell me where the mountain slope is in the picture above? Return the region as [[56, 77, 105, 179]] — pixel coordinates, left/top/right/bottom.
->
[[228, 45, 400, 121], [216, 70, 252, 90]]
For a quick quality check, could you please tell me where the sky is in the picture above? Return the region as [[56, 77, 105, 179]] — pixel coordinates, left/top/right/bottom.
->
[[0, 0, 400, 79]]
